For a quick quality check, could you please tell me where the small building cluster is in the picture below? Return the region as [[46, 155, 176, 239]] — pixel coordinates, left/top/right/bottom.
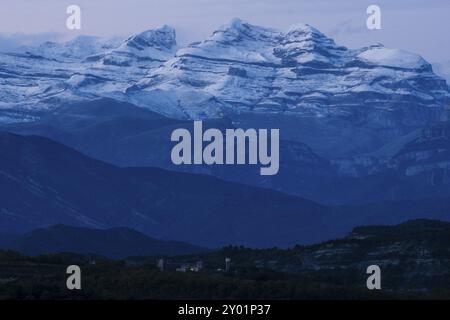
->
[[156, 258, 232, 273]]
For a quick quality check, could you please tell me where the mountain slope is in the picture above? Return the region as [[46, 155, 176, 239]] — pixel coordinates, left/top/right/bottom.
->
[[0, 131, 337, 247], [0, 26, 177, 119], [0, 225, 208, 259], [5, 99, 450, 206], [2, 98, 339, 202], [1, 132, 450, 247]]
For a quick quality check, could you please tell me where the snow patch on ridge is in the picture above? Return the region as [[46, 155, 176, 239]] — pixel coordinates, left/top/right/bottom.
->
[[357, 47, 428, 69]]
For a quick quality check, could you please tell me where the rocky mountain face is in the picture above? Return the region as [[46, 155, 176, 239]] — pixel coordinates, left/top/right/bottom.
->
[[392, 122, 450, 182], [331, 122, 450, 197]]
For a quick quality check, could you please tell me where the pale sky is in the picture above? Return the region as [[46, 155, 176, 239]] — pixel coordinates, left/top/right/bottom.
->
[[0, 0, 449, 63]]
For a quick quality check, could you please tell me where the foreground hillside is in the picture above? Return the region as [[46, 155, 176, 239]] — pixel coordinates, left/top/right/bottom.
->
[[1, 219, 450, 299]]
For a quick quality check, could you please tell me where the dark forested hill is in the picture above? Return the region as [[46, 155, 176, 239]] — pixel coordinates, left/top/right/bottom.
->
[[1, 219, 450, 299]]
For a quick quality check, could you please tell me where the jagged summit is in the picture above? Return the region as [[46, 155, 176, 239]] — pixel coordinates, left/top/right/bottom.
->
[[130, 19, 449, 123], [211, 18, 329, 44], [286, 23, 320, 34], [221, 17, 247, 29], [283, 23, 341, 48], [121, 25, 177, 51], [210, 18, 280, 42]]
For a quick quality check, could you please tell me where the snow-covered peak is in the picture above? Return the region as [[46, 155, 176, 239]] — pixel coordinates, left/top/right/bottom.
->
[[220, 17, 246, 31], [1, 19, 449, 126], [130, 19, 449, 121], [283, 23, 337, 48], [274, 23, 348, 67], [285, 23, 323, 38], [86, 26, 177, 67], [175, 18, 280, 64], [34, 35, 123, 60], [209, 18, 280, 44], [121, 25, 176, 52]]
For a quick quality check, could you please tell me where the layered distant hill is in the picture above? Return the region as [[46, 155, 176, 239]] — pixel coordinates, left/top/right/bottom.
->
[[0, 224, 208, 259], [1, 132, 450, 247], [0, 131, 334, 247], [4, 99, 450, 206]]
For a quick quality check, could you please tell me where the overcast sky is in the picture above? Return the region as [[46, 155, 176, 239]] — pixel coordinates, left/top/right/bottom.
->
[[0, 0, 449, 62]]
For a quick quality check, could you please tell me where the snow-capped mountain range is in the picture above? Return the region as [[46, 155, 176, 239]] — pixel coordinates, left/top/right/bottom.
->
[[129, 18, 449, 122], [1, 18, 450, 158], [0, 25, 177, 120], [1, 18, 448, 121]]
